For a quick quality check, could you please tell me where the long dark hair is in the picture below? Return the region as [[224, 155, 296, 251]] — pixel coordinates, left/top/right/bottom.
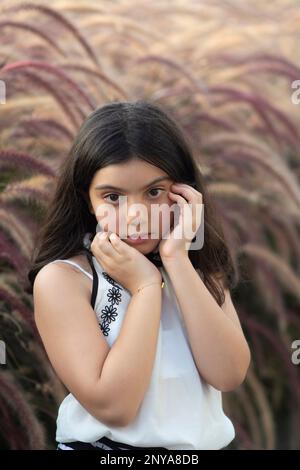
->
[[27, 100, 238, 306]]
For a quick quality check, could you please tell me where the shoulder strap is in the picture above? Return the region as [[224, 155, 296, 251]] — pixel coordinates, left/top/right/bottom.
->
[[85, 251, 99, 310], [50, 260, 93, 281]]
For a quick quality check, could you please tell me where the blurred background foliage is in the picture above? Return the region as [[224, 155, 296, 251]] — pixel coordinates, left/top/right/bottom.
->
[[0, 0, 300, 450]]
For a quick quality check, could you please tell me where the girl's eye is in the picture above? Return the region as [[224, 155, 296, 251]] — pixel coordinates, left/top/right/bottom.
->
[[103, 188, 164, 204], [148, 188, 164, 198], [104, 193, 119, 203]]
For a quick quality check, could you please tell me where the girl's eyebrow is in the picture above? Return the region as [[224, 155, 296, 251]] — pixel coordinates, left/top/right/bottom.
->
[[94, 176, 172, 191]]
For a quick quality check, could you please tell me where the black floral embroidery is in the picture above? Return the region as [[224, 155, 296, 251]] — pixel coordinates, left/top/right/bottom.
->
[[100, 322, 111, 337], [102, 272, 121, 288], [99, 272, 123, 337], [100, 305, 118, 323], [107, 287, 122, 306]]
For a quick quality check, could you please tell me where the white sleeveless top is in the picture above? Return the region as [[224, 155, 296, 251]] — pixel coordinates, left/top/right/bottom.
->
[[49, 255, 235, 450]]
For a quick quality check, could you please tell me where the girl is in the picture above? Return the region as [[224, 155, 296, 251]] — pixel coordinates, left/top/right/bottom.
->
[[27, 100, 250, 451]]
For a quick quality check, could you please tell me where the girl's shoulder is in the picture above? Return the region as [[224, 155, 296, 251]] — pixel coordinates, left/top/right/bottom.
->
[[35, 252, 93, 293], [34, 254, 93, 299]]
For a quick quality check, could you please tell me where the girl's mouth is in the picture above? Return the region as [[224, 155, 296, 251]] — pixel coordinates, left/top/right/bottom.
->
[[125, 233, 151, 244]]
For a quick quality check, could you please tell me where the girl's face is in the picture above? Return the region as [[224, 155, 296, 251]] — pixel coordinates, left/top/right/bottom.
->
[[87, 159, 175, 254]]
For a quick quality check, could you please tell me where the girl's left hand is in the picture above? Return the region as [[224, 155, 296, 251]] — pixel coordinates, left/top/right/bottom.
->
[[159, 183, 203, 260]]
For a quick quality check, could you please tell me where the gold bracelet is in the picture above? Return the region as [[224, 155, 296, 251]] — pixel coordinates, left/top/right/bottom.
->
[[137, 280, 165, 293]]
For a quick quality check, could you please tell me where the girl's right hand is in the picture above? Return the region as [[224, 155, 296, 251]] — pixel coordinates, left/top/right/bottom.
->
[[90, 231, 162, 295]]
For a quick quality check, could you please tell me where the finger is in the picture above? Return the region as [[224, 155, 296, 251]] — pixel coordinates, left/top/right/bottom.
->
[[99, 232, 134, 262], [170, 185, 194, 204], [180, 183, 201, 197], [171, 184, 202, 203], [170, 189, 202, 225], [169, 192, 195, 232], [168, 193, 187, 224], [108, 232, 128, 255], [96, 231, 119, 260], [168, 191, 188, 208], [91, 232, 108, 259]]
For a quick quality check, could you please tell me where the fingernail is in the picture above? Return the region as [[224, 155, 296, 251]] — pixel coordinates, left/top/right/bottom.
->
[[99, 232, 106, 239], [109, 233, 117, 240]]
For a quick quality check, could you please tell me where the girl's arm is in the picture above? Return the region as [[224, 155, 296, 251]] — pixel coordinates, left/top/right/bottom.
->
[[162, 254, 251, 392], [33, 263, 162, 427]]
